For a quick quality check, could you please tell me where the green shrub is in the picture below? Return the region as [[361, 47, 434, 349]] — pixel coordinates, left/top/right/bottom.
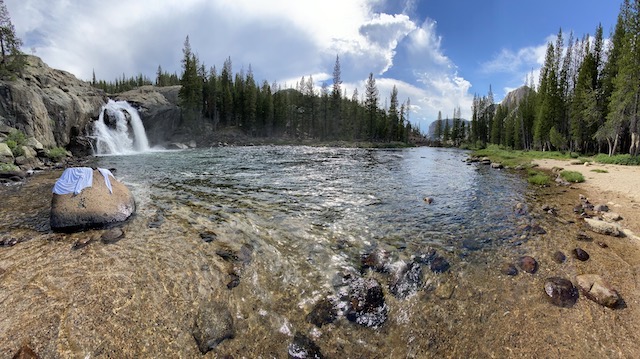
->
[[560, 170, 585, 183], [527, 170, 550, 186], [594, 154, 640, 166], [46, 147, 68, 162], [5, 139, 24, 157], [0, 163, 19, 172], [6, 130, 26, 147]]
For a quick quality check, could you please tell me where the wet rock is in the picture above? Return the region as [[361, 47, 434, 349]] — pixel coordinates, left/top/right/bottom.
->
[[575, 274, 624, 309], [71, 236, 94, 250], [491, 162, 504, 169], [597, 241, 609, 248], [594, 204, 609, 212], [50, 169, 136, 232], [480, 157, 491, 165], [500, 262, 518, 276], [345, 277, 388, 328], [461, 238, 482, 251], [360, 247, 390, 273], [226, 273, 240, 289], [101, 227, 125, 244], [193, 300, 235, 354], [306, 298, 337, 328], [429, 255, 450, 273], [389, 261, 423, 299], [148, 211, 165, 228], [573, 248, 590, 261], [530, 224, 547, 235], [575, 231, 593, 242], [423, 197, 434, 204], [552, 251, 567, 264], [515, 202, 527, 215], [1, 237, 19, 247], [412, 247, 436, 264], [518, 256, 538, 274], [583, 218, 621, 237], [216, 244, 253, 265], [544, 277, 579, 308], [288, 333, 324, 359], [12, 344, 40, 359], [200, 231, 218, 243]]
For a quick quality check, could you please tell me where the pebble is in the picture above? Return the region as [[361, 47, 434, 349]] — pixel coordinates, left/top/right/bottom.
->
[[573, 248, 590, 261], [226, 274, 240, 289], [575, 231, 593, 242], [71, 236, 93, 250], [306, 298, 337, 328], [288, 333, 324, 359], [552, 251, 566, 264], [544, 277, 579, 307], [101, 228, 125, 244], [518, 256, 538, 274], [597, 241, 609, 248], [500, 263, 518, 276], [199, 231, 218, 243]]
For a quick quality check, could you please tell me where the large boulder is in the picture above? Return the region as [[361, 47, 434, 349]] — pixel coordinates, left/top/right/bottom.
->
[[50, 169, 135, 231], [583, 218, 622, 237], [0, 142, 13, 163]]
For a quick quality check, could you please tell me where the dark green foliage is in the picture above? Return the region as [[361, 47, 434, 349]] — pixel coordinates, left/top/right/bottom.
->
[[560, 170, 585, 183], [0, 0, 24, 78]]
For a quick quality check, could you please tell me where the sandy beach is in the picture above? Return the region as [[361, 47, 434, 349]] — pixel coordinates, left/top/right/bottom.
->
[[533, 159, 640, 235]]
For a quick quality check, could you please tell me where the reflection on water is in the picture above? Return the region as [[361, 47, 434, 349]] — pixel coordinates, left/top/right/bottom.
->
[[2, 146, 640, 358]]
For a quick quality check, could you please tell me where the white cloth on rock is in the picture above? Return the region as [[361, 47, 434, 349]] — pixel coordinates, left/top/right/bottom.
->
[[52, 167, 115, 195]]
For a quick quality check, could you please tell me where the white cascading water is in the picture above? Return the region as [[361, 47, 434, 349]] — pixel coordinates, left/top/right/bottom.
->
[[93, 99, 151, 155]]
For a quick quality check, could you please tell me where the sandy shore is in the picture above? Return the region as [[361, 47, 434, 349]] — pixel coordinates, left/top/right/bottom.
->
[[533, 159, 640, 234]]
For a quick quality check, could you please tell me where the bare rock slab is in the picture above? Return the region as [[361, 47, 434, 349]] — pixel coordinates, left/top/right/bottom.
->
[[583, 218, 621, 237], [575, 274, 624, 309], [50, 169, 135, 232]]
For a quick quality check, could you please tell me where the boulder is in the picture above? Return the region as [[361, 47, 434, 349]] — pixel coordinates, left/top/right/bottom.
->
[[575, 274, 623, 308], [193, 300, 234, 354], [345, 277, 388, 328], [602, 212, 622, 222], [583, 218, 621, 237], [544, 277, 579, 308], [0, 142, 14, 163], [50, 169, 136, 231]]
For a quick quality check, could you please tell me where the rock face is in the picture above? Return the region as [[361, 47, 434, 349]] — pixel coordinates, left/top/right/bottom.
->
[[50, 169, 136, 231], [0, 55, 107, 149], [575, 274, 624, 308], [115, 86, 181, 146]]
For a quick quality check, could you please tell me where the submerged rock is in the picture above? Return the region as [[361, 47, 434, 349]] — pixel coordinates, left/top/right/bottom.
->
[[360, 247, 391, 273], [573, 248, 590, 261], [288, 333, 324, 359], [50, 169, 136, 232], [544, 277, 579, 308], [518, 256, 538, 274], [429, 255, 450, 273], [345, 277, 388, 328], [500, 262, 518, 276], [575, 231, 593, 242], [11, 344, 40, 359], [199, 231, 217, 243], [71, 236, 94, 250], [306, 298, 337, 328], [552, 251, 566, 264], [389, 261, 423, 298], [193, 300, 235, 354], [575, 274, 623, 309], [101, 227, 125, 244]]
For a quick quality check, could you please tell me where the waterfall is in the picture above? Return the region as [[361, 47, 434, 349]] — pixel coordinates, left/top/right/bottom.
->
[[92, 99, 151, 155]]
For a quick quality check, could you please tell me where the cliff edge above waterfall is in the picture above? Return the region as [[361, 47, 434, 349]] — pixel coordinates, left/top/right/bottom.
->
[[0, 55, 107, 150]]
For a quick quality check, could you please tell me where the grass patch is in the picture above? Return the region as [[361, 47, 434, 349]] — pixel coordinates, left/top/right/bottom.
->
[[46, 147, 68, 162], [0, 163, 19, 172], [527, 169, 551, 186], [472, 144, 574, 168], [590, 169, 608, 173], [560, 170, 585, 183], [594, 154, 640, 166]]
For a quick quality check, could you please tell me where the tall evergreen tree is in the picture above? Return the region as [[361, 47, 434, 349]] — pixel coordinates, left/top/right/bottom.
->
[[0, 0, 23, 74], [364, 73, 379, 140], [179, 36, 203, 112]]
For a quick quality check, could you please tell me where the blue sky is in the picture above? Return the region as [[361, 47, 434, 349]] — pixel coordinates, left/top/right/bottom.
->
[[7, 0, 621, 131]]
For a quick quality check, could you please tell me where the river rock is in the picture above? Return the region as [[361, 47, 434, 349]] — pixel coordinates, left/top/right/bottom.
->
[[360, 247, 390, 273], [491, 162, 503, 169], [306, 298, 337, 328], [500, 262, 518, 276], [345, 277, 388, 328], [552, 251, 566, 264], [101, 227, 125, 244], [193, 300, 235, 354], [573, 248, 590, 261], [518, 256, 538, 274], [594, 204, 609, 212], [429, 255, 450, 273], [50, 169, 136, 232], [602, 212, 622, 222], [288, 333, 324, 359], [583, 218, 621, 237], [544, 277, 579, 308], [575, 274, 623, 308], [576, 231, 593, 242], [389, 261, 423, 298], [412, 246, 436, 264]]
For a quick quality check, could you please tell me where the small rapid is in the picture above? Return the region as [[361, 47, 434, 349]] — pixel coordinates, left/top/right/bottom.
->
[[92, 99, 150, 155]]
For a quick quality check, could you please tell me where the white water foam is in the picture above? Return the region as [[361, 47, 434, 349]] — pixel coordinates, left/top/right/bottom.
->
[[92, 99, 151, 155]]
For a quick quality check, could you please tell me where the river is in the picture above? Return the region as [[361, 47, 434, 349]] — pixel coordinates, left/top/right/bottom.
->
[[1, 146, 640, 358]]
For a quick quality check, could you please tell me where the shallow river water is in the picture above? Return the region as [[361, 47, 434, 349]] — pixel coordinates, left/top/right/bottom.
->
[[2, 146, 640, 358]]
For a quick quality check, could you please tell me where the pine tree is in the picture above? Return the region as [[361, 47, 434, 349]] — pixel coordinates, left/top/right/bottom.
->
[[0, 0, 23, 75], [178, 36, 203, 112], [364, 73, 379, 140]]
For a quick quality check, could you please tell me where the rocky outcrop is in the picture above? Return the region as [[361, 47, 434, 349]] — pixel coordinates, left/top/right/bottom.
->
[[0, 55, 107, 150], [50, 169, 136, 231], [115, 86, 182, 146]]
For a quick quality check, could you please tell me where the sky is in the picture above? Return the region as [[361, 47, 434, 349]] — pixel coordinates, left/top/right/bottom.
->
[[6, 0, 622, 131]]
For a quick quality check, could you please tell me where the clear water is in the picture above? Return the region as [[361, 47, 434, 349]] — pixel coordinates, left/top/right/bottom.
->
[[2, 146, 640, 358]]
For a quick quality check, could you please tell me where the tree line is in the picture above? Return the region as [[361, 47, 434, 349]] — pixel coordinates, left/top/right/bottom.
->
[[434, 0, 640, 157]]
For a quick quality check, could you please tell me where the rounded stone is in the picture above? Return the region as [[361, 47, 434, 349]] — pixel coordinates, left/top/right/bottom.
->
[[518, 256, 538, 274], [573, 248, 590, 261], [544, 277, 579, 308], [552, 251, 566, 264], [500, 262, 518, 276]]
